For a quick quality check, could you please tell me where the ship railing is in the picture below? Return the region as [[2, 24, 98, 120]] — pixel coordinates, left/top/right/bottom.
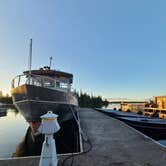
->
[[11, 74, 70, 92]]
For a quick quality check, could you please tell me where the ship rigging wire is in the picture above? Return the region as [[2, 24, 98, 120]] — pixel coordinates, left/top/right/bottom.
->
[[62, 106, 92, 166]]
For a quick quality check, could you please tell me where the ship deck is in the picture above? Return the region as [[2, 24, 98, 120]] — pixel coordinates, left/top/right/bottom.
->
[[0, 108, 166, 166]]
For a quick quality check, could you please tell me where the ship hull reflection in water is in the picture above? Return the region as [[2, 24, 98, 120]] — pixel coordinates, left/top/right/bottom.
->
[[13, 117, 80, 157], [0, 108, 81, 158]]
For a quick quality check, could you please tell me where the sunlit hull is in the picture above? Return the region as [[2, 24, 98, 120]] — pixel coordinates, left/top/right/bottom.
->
[[11, 84, 78, 122]]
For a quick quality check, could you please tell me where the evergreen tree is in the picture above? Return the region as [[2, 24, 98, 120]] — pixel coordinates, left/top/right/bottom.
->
[[75, 91, 109, 108]]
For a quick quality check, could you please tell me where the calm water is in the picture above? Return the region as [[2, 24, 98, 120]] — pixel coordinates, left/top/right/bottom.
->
[[0, 108, 28, 158], [0, 106, 165, 158]]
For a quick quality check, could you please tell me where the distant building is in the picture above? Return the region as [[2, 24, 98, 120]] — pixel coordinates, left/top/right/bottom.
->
[[143, 96, 166, 119], [154, 96, 166, 109], [121, 102, 146, 113]]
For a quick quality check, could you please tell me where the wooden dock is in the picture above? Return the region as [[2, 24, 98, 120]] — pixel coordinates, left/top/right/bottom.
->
[[0, 108, 166, 166]]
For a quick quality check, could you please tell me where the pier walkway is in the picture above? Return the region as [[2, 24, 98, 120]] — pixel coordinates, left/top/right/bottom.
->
[[0, 108, 166, 166]]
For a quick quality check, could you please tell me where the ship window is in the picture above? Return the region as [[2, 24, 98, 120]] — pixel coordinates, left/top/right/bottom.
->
[[44, 82, 51, 86], [145, 109, 153, 113], [161, 110, 166, 114], [56, 81, 68, 89], [56, 81, 60, 87], [60, 82, 68, 89], [149, 110, 153, 112], [43, 80, 55, 87]]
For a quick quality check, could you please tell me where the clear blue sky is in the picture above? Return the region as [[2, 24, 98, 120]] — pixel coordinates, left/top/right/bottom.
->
[[0, 0, 166, 99]]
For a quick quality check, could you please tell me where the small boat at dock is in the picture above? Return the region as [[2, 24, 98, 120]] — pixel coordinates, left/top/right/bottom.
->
[[117, 116, 166, 140], [96, 108, 166, 140], [95, 108, 148, 118]]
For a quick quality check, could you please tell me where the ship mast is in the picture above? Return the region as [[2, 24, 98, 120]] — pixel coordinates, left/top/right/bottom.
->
[[49, 56, 52, 68], [28, 38, 32, 75]]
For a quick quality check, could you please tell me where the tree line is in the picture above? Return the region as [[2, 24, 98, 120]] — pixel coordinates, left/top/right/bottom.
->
[[74, 91, 109, 108]]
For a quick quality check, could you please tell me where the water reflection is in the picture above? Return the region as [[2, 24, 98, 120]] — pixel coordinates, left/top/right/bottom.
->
[[12, 118, 80, 157], [0, 108, 28, 158], [0, 111, 7, 118], [0, 107, 80, 158], [10, 107, 19, 115], [158, 140, 166, 147]]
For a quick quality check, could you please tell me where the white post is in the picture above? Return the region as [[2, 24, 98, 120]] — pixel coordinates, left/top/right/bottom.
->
[[38, 111, 60, 166]]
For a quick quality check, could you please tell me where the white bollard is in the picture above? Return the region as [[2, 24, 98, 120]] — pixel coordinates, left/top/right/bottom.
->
[[38, 111, 60, 166]]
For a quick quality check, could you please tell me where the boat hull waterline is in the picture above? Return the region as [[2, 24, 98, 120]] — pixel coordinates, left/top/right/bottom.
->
[[118, 117, 166, 140], [96, 108, 166, 140], [11, 84, 77, 122]]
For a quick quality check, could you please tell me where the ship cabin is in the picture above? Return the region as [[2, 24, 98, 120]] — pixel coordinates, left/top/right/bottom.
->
[[11, 66, 73, 92]]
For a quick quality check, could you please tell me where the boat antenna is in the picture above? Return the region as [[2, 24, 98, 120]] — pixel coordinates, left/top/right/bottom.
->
[[28, 38, 32, 75], [49, 56, 52, 68]]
